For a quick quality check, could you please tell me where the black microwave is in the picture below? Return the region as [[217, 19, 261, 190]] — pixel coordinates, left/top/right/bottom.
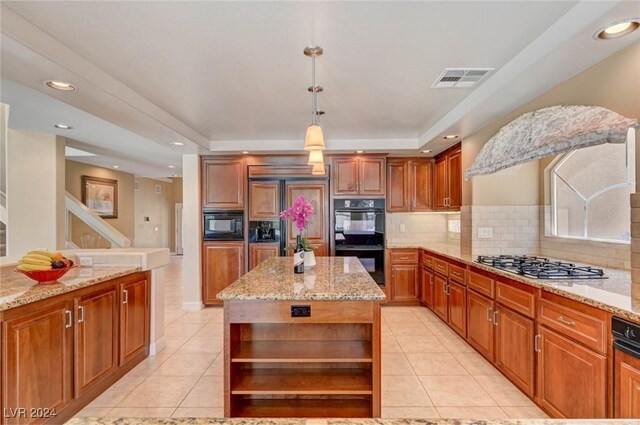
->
[[203, 211, 244, 241]]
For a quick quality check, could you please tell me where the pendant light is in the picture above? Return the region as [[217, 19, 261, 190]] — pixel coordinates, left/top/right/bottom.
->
[[307, 150, 324, 165], [311, 163, 325, 175], [304, 46, 325, 152]]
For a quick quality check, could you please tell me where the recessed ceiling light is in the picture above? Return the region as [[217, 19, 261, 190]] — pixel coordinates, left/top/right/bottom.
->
[[443, 135, 458, 140], [167, 165, 176, 169], [54, 124, 73, 130], [421, 150, 432, 154], [595, 19, 639, 40], [355, 150, 365, 154], [242, 151, 250, 154], [171, 141, 185, 146], [44, 80, 76, 91], [112, 165, 120, 169]]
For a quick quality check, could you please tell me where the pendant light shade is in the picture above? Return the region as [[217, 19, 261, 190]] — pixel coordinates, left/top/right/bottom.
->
[[304, 124, 325, 151], [307, 149, 324, 165], [311, 163, 325, 175]]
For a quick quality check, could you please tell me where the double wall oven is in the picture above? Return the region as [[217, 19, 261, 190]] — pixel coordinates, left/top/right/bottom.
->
[[334, 199, 385, 285]]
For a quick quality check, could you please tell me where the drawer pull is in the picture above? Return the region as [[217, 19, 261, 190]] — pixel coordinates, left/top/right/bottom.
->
[[400, 256, 409, 260], [493, 310, 499, 326], [535, 334, 542, 353], [65, 310, 72, 328], [557, 315, 576, 327], [487, 307, 492, 322]]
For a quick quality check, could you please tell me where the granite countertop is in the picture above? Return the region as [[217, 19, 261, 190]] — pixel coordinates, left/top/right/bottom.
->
[[64, 417, 640, 424], [0, 266, 141, 312], [387, 242, 640, 322], [217, 256, 386, 301]]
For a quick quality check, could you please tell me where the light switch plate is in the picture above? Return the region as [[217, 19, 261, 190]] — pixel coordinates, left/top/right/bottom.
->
[[399, 224, 406, 233], [78, 256, 93, 267], [478, 227, 494, 239]]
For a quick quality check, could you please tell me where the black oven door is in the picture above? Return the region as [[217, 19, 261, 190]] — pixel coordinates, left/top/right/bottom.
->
[[334, 245, 385, 285], [334, 210, 384, 246]]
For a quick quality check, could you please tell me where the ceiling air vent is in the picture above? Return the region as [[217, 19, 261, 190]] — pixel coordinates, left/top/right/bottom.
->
[[431, 68, 494, 88]]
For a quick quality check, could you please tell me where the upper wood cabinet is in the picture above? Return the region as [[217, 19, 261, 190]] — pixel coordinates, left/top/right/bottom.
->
[[434, 144, 461, 211], [202, 241, 245, 306], [249, 181, 280, 220], [386, 159, 434, 212], [202, 157, 246, 210], [332, 156, 385, 196]]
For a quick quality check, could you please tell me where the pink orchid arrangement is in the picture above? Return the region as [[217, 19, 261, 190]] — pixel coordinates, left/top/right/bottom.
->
[[280, 196, 314, 233]]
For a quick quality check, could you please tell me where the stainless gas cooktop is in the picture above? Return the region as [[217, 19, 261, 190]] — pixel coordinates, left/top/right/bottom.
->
[[476, 255, 607, 279]]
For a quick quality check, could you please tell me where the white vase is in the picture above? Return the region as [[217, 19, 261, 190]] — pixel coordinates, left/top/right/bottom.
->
[[304, 250, 316, 268]]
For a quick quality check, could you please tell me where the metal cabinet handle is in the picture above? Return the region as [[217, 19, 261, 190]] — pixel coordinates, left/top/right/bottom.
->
[[493, 310, 499, 326], [535, 334, 542, 353], [487, 307, 493, 322], [123, 289, 128, 304], [65, 310, 72, 328], [400, 256, 409, 260], [446, 284, 451, 296], [78, 305, 85, 323], [557, 315, 576, 327]]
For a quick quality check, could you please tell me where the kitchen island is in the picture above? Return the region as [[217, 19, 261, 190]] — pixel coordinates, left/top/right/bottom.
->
[[217, 256, 386, 418]]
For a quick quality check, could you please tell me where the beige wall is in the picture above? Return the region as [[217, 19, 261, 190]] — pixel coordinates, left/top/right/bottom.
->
[[133, 178, 175, 249], [65, 160, 135, 247]]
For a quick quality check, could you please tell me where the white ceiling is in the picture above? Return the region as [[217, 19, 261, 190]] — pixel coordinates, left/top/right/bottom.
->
[[1, 1, 639, 174]]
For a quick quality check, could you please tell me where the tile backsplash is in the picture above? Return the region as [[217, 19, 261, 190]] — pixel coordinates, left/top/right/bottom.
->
[[469, 205, 540, 257], [386, 213, 449, 245]]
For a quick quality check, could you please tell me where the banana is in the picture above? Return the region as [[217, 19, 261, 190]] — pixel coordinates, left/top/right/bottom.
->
[[23, 253, 53, 263], [17, 263, 52, 271], [19, 257, 52, 266], [27, 250, 56, 259]]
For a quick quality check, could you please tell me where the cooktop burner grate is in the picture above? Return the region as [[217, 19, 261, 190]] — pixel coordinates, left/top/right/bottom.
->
[[476, 255, 606, 279]]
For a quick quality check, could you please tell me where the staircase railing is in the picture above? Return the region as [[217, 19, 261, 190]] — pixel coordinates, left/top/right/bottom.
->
[[65, 191, 131, 248], [0, 190, 7, 225]]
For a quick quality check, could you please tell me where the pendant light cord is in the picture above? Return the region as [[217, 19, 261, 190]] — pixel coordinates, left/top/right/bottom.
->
[[311, 51, 317, 125]]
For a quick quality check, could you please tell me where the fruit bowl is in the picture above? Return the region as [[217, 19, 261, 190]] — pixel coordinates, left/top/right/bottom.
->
[[15, 265, 78, 284]]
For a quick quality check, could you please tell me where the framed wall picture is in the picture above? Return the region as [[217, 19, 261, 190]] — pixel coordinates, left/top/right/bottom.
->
[[81, 175, 118, 219]]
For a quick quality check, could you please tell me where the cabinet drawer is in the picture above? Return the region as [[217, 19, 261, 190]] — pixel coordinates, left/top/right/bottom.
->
[[226, 300, 375, 323], [495, 280, 535, 318], [468, 269, 494, 298], [449, 264, 466, 284], [422, 253, 434, 269], [433, 258, 448, 276], [390, 250, 419, 265], [538, 298, 607, 354]]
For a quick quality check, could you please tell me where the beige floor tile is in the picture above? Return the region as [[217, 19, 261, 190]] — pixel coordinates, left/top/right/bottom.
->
[[172, 407, 224, 418], [194, 323, 225, 338], [419, 375, 496, 407], [452, 351, 500, 375], [382, 406, 440, 418], [203, 352, 224, 376], [382, 336, 403, 353], [88, 376, 146, 407], [164, 309, 187, 326], [501, 405, 549, 418], [75, 407, 113, 417], [163, 336, 191, 353], [405, 352, 468, 375], [381, 351, 415, 376], [118, 375, 199, 407], [126, 352, 173, 376], [435, 334, 476, 352], [106, 407, 176, 417], [395, 334, 448, 353], [179, 376, 224, 408], [389, 322, 433, 336], [436, 406, 508, 418], [164, 321, 206, 337], [429, 325, 462, 338], [382, 375, 433, 407], [177, 336, 224, 354], [473, 374, 535, 407], [384, 313, 424, 325], [152, 353, 216, 376]]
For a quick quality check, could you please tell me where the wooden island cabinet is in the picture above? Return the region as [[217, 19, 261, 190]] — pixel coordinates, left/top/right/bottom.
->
[[1, 271, 150, 425]]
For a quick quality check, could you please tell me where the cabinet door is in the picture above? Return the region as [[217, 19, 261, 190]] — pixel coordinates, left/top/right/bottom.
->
[[3, 300, 74, 423], [420, 267, 434, 309], [249, 181, 279, 220], [202, 242, 245, 305], [411, 160, 434, 211], [467, 291, 494, 361], [615, 346, 640, 418], [447, 148, 462, 210], [494, 306, 535, 397], [433, 273, 449, 321], [391, 265, 418, 302], [249, 243, 280, 270], [359, 157, 385, 195], [448, 280, 466, 338], [202, 158, 245, 209], [537, 326, 606, 418], [386, 160, 409, 212], [120, 278, 150, 365], [434, 156, 448, 211], [285, 181, 328, 255], [333, 158, 359, 195], [76, 285, 119, 396]]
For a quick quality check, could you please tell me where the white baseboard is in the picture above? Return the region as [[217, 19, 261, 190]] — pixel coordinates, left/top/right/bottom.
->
[[149, 335, 167, 356], [181, 301, 204, 311]]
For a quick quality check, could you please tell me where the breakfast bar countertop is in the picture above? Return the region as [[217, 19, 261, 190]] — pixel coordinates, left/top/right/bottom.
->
[[0, 265, 141, 312], [217, 256, 386, 302]]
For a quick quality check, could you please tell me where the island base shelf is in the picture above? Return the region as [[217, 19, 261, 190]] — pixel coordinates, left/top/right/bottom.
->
[[233, 397, 372, 418]]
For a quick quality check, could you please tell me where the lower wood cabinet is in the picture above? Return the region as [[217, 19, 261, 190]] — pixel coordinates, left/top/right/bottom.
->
[[467, 290, 494, 361], [249, 243, 280, 270], [119, 277, 150, 365], [420, 267, 434, 308], [390, 265, 418, 302], [448, 280, 466, 338], [615, 346, 640, 418], [494, 305, 535, 397], [537, 326, 606, 418], [203, 241, 245, 305], [432, 273, 448, 321]]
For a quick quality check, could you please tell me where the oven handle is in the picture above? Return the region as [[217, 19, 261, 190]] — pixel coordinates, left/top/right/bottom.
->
[[335, 208, 385, 213], [614, 339, 640, 358]]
